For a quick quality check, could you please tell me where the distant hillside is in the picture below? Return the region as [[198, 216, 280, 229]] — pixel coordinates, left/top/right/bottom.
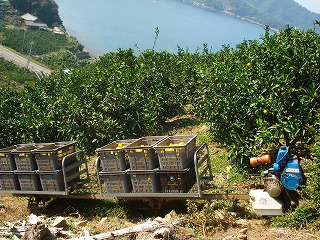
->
[[180, 0, 320, 30], [8, 0, 61, 26]]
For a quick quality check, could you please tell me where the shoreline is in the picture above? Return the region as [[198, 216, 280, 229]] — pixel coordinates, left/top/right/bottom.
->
[[190, 1, 279, 32], [63, 28, 98, 59]]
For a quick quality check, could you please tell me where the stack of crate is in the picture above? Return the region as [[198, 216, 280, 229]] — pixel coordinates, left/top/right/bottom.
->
[[96, 139, 137, 194], [32, 141, 77, 192], [0, 144, 30, 191], [96, 135, 197, 195], [125, 136, 167, 193], [0, 141, 76, 192], [12, 144, 45, 191], [154, 135, 197, 193]]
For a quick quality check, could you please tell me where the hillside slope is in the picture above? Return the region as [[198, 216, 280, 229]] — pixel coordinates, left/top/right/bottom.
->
[[180, 0, 320, 30]]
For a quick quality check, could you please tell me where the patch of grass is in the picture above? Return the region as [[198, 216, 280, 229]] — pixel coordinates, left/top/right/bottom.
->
[[165, 115, 200, 135], [186, 199, 256, 239], [0, 196, 30, 221], [271, 200, 320, 229], [165, 115, 214, 145], [210, 149, 249, 186]]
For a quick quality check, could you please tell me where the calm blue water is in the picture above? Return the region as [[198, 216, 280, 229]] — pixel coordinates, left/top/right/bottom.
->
[[55, 0, 266, 56]]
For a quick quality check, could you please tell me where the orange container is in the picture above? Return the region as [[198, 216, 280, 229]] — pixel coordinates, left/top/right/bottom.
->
[[250, 154, 271, 167]]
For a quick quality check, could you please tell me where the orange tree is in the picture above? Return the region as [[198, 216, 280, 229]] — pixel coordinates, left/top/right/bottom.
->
[[272, 112, 320, 228], [0, 49, 188, 154], [1, 26, 320, 158], [193, 26, 320, 163], [0, 87, 23, 147]]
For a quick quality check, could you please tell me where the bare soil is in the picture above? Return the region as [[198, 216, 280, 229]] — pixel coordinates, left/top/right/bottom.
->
[[1, 184, 319, 239]]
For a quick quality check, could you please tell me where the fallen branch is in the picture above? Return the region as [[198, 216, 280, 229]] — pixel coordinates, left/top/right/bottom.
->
[[79, 219, 173, 240]]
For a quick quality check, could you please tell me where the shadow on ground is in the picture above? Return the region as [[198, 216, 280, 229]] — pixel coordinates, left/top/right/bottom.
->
[[34, 198, 189, 222], [163, 115, 199, 135]]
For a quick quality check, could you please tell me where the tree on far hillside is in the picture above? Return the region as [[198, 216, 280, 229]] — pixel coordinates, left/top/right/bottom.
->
[[8, 0, 32, 13], [0, 32, 5, 44], [8, 0, 61, 26], [33, 0, 61, 26]]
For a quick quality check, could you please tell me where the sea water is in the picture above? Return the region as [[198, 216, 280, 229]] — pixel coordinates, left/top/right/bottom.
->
[[55, 0, 266, 56]]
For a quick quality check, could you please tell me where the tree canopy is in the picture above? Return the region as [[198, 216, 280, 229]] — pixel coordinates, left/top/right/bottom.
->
[[8, 0, 61, 26]]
